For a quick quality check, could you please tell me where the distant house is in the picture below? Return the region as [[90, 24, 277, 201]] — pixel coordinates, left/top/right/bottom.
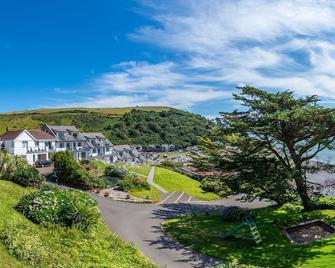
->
[[142, 144, 176, 152], [111, 145, 146, 164], [42, 124, 113, 162], [0, 129, 56, 164]]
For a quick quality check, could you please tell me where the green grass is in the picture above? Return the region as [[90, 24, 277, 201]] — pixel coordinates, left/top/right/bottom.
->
[[90, 160, 106, 176], [153, 167, 219, 201], [125, 165, 161, 202], [126, 165, 151, 177], [163, 206, 335, 268], [0, 180, 157, 268], [129, 187, 161, 203]]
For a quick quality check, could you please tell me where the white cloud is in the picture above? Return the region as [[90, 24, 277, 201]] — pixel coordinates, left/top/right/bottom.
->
[[130, 0, 335, 99], [73, 0, 335, 111]]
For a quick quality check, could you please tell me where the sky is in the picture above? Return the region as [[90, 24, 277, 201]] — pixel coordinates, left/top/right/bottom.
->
[[1, 0, 335, 116]]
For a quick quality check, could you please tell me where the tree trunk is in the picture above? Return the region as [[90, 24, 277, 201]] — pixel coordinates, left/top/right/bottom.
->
[[294, 173, 313, 211]]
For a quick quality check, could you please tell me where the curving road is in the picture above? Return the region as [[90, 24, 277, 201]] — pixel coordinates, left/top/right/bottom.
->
[[93, 194, 270, 268]]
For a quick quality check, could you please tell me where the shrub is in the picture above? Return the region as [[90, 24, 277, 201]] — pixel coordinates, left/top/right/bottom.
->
[[221, 206, 247, 221], [105, 165, 128, 178], [51, 151, 105, 190], [117, 174, 150, 192], [52, 151, 81, 179], [16, 188, 100, 231], [280, 203, 304, 214], [11, 165, 44, 188], [0, 149, 29, 179], [312, 197, 335, 210], [201, 177, 232, 197]]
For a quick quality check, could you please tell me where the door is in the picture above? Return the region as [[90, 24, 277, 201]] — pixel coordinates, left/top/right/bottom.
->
[[38, 154, 47, 161]]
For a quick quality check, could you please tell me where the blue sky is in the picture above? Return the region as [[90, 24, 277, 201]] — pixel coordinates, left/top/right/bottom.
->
[[1, 0, 335, 116]]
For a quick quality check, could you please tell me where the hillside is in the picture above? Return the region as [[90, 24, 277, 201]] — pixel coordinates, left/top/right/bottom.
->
[[0, 107, 213, 147]]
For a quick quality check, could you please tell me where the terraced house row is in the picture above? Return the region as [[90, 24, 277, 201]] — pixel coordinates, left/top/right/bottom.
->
[[0, 124, 113, 165]]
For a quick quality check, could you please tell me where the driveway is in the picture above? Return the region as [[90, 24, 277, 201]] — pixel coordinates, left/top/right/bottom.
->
[[93, 194, 270, 268]]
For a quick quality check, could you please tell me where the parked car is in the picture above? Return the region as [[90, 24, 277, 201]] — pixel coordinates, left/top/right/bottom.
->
[[35, 160, 52, 168]]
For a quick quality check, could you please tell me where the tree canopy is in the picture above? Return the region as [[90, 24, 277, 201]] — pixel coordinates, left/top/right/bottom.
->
[[193, 86, 335, 210]]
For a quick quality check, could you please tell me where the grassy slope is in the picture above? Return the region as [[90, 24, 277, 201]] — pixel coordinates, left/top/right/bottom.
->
[[0, 180, 157, 268], [129, 187, 161, 203], [0, 182, 32, 268], [163, 207, 335, 268], [0, 107, 170, 135], [126, 165, 151, 177], [126, 165, 161, 203], [0, 107, 212, 147], [153, 167, 219, 201]]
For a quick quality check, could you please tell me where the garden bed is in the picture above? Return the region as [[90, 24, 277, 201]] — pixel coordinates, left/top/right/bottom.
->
[[284, 220, 335, 244]]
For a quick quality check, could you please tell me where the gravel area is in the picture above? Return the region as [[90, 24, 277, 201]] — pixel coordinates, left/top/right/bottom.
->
[[285, 220, 335, 244]]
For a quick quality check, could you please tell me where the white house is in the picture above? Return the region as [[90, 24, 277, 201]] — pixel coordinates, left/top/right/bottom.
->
[[42, 124, 113, 163], [0, 130, 56, 165]]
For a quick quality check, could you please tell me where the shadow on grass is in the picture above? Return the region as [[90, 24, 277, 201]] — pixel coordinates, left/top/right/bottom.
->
[[152, 204, 335, 268]]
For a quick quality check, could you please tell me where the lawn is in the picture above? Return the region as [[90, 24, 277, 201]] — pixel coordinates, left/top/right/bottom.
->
[[129, 187, 161, 203], [126, 165, 151, 177], [163, 206, 335, 268], [153, 167, 219, 201], [0, 180, 157, 268]]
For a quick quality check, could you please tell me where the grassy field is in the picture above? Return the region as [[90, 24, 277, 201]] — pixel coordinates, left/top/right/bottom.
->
[[0, 180, 157, 268], [125, 165, 161, 202], [126, 165, 151, 177], [129, 187, 161, 203], [163, 206, 335, 268], [153, 167, 219, 201]]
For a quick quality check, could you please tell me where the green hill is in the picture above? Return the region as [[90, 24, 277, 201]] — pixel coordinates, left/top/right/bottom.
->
[[0, 107, 213, 147]]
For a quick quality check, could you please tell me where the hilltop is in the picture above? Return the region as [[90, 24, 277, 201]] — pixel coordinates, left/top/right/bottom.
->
[[0, 107, 213, 147]]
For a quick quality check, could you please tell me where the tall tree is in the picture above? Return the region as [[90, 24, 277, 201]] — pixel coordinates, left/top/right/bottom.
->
[[194, 86, 335, 210]]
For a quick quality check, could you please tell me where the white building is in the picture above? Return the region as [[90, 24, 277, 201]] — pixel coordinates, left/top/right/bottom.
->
[[0, 130, 56, 165], [42, 125, 113, 163]]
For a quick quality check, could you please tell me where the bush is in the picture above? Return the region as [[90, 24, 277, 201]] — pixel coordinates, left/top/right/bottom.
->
[[221, 206, 247, 221], [280, 203, 304, 213], [201, 177, 232, 197], [16, 188, 100, 231], [312, 197, 335, 210], [51, 151, 105, 190], [117, 174, 150, 192], [81, 160, 106, 178], [11, 165, 44, 188], [0, 149, 30, 179], [105, 165, 128, 178]]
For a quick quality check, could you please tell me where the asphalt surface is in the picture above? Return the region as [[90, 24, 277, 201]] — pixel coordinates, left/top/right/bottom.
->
[[94, 194, 270, 268]]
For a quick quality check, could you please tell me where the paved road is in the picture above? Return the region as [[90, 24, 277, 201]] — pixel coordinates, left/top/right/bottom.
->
[[94, 194, 270, 268]]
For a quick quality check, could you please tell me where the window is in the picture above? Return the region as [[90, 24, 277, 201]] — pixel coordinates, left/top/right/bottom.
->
[[106, 146, 110, 152], [66, 143, 71, 150], [22, 141, 28, 149], [78, 142, 82, 147], [58, 132, 65, 139], [35, 141, 39, 146], [93, 148, 96, 153], [60, 143, 64, 148]]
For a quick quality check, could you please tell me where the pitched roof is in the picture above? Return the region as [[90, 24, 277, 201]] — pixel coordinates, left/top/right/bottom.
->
[[0, 130, 56, 141], [29, 130, 56, 141], [48, 125, 79, 132], [0, 130, 24, 140]]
